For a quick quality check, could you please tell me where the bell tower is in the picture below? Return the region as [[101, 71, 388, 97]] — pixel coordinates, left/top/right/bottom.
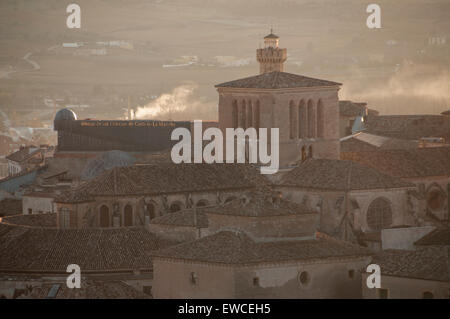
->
[[256, 29, 287, 74]]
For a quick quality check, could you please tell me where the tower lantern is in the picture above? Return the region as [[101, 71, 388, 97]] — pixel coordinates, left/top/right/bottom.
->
[[256, 29, 287, 74]]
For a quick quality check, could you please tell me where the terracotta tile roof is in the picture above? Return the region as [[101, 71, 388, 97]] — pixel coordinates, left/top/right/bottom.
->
[[341, 147, 450, 178], [0, 223, 175, 272], [56, 163, 268, 203], [364, 115, 450, 140], [279, 159, 414, 191], [6, 146, 40, 163], [414, 227, 450, 246], [1, 213, 57, 228], [215, 71, 341, 89], [372, 246, 450, 282], [0, 198, 22, 217], [441, 110, 450, 116], [204, 191, 316, 217], [150, 209, 209, 228], [21, 280, 150, 299], [151, 230, 372, 265]]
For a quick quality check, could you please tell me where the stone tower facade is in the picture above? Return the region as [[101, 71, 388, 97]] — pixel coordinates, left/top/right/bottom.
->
[[216, 32, 341, 167], [256, 31, 287, 74]]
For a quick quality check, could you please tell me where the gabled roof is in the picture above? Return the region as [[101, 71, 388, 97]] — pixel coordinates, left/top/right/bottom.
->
[[151, 231, 372, 265], [372, 246, 450, 282], [56, 163, 268, 203], [6, 146, 40, 163], [215, 71, 341, 90], [279, 159, 414, 191]]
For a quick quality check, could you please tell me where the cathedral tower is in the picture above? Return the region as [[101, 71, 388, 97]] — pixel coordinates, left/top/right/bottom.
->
[[256, 30, 287, 74]]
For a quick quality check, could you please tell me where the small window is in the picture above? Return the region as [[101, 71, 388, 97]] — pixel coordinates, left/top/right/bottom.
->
[[422, 291, 434, 299], [143, 286, 152, 296], [298, 271, 310, 286], [377, 288, 389, 299], [348, 269, 355, 279], [190, 272, 198, 285], [253, 277, 260, 287]]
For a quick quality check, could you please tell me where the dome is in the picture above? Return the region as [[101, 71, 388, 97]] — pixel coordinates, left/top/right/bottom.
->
[[54, 108, 77, 122]]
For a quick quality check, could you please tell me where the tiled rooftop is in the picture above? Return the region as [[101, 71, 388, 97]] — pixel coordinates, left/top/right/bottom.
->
[[215, 71, 341, 89], [151, 230, 372, 265], [204, 191, 316, 217], [372, 246, 450, 282], [414, 227, 450, 246], [150, 209, 209, 228], [341, 147, 450, 178], [0, 223, 176, 272], [21, 280, 150, 299], [279, 159, 414, 191], [5, 146, 40, 163], [1, 213, 57, 228], [56, 163, 268, 203]]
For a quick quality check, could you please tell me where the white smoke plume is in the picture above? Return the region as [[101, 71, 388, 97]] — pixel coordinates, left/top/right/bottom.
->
[[135, 84, 216, 121], [340, 62, 450, 115]]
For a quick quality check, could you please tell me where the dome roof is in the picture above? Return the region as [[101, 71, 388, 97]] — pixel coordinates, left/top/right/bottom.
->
[[54, 108, 77, 122]]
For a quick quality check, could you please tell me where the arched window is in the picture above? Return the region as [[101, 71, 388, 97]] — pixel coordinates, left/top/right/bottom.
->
[[289, 100, 297, 139], [426, 188, 445, 211], [308, 145, 313, 158], [298, 100, 306, 138], [307, 99, 315, 138], [317, 99, 324, 138], [169, 202, 182, 213], [254, 100, 260, 131], [124, 204, 133, 227], [247, 100, 253, 128], [196, 199, 209, 207], [146, 203, 156, 220], [240, 100, 246, 128], [231, 100, 238, 128], [301, 146, 307, 162], [367, 197, 393, 231], [99, 205, 110, 228]]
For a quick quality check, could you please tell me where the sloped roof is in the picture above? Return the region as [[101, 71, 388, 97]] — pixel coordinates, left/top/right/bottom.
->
[[372, 246, 450, 282], [150, 209, 209, 228], [264, 33, 279, 39], [6, 146, 40, 163], [0, 223, 175, 272], [340, 132, 419, 152], [415, 227, 450, 246], [0, 198, 22, 217], [341, 147, 450, 178], [21, 280, 150, 299], [56, 163, 268, 203], [215, 71, 341, 89], [1, 213, 56, 228], [151, 231, 372, 265], [204, 191, 316, 217], [279, 159, 414, 191], [364, 115, 450, 140]]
